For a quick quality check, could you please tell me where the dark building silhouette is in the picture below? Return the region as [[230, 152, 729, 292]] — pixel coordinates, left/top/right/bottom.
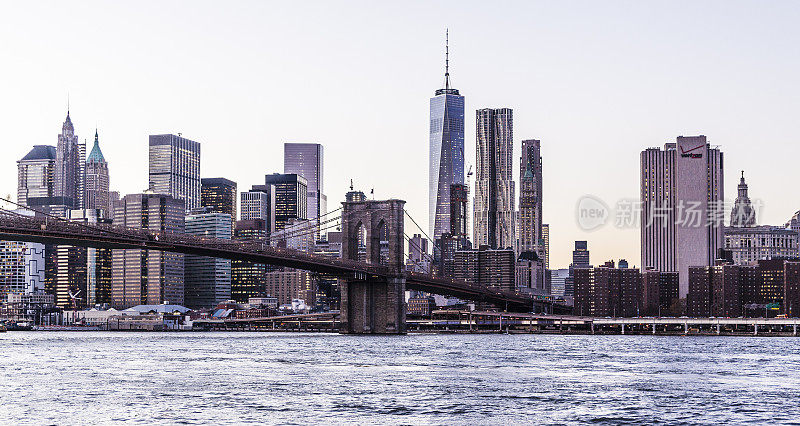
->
[[201, 177, 237, 218]]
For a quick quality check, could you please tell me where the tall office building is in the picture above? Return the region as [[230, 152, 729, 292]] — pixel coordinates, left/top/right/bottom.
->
[[84, 130, 111, 217], [542, 224, 550, 270], [449, 184, 469, 244], [730, 171, 756, 228], [53, 209, 113, 309], [284, 143, 326, 227], [474, 108, 515, 249], [17, 145, 56, 207], [519, 139, 543, 255], [408, 234, 429, 263], [549, 268, 569, 297], [231, 219, 269, 303], [201, 177, 237, 218], [0, 210, 45, 300], [112, 193, 185, 308], [565, 241, 590, 297], [148, 134, 201, 211], [241, 187, 276, 235], [77, 139, 86, 208], [429, 32, 465, 241], [263, 174, 307, 232], [54, 111, 82, 209], [640, 136, 724, 299], [185, 210, 232, 308]]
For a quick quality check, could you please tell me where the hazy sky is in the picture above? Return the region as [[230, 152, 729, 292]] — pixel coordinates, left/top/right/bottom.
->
[[2, 1, 800, 268]]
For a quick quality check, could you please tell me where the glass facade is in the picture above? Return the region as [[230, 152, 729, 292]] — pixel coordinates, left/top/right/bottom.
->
[[148, 134, 201, 211], [284, 143, 325, 223], [185, 212, 232, 308], [112, 193, 185, 308], [17, 145, 56, 208], [263, 174, 307, 232], [429, 92, 465, 241], [201, 177, 237, 219]]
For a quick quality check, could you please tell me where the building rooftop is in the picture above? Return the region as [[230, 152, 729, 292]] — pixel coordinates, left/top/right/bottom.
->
[[20, 145, 56, 161], [124, 304, 191, 314]]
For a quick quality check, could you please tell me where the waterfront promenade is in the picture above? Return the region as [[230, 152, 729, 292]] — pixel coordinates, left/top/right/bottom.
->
[[192, 310, 800, 336]]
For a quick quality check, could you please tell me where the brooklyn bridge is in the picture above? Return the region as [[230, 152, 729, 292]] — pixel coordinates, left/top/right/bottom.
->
[[0, 198, 567, 334]]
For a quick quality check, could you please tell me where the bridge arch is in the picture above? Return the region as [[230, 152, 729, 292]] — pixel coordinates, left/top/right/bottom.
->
[[340, 199, 405, 273]]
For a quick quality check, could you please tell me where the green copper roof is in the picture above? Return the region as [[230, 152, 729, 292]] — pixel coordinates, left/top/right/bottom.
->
[[86, 130, 106, 163]]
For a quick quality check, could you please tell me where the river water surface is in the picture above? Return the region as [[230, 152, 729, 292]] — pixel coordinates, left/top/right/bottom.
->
[[2, 332, 799, 424]]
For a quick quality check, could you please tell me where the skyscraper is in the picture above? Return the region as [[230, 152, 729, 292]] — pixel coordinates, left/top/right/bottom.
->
[[284, 143, 326, 225], [474, 108, 515, 249], [17, 145, 56, 207], [148, 134, 201, 211], [231, 219, 270, 303], [84, 130, 111, 217], [640, 136, 724, 299], [0, 209, 45, 300], [262, 174, 307, 232], [54, 111, 82, 209], [112, 193, 185, 308], [53, 210, 113, 309], [519, 139, 543, 255], [565, 241, 590, 297], [542, 224, 550, 270], [241, 186, 276, 235], [201, 177, 237, 218], [429, 31, 465, 241], [185, 210, 232, 308]]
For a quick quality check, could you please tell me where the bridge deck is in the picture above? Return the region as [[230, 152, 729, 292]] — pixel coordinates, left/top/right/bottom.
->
[[0, 212, 558, 311]]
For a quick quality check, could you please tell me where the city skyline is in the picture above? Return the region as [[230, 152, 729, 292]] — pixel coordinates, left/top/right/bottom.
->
[[4, 2, 800, 268]]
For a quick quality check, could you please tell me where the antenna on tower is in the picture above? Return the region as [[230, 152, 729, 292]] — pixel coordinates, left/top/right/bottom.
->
[[445, 28, 450, 90]]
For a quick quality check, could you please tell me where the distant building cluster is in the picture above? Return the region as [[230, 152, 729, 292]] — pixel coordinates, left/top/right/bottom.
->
[[3, 110, 334, 322], [5, 33, 800, 324]]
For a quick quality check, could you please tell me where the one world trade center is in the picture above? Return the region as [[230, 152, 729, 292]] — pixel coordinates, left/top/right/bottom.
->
[[429, 31, 465, 243]]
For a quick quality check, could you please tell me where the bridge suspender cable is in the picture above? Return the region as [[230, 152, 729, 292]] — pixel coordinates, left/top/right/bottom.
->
[[403, 210, 439, 257]]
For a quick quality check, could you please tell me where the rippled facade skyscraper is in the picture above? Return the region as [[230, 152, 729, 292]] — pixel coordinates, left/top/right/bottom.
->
[[474, 108, 515, 249], [429, 32, 465, 241]]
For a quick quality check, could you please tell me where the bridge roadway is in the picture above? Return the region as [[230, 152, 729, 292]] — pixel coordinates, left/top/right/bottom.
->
[[0, 212, 552, 312]]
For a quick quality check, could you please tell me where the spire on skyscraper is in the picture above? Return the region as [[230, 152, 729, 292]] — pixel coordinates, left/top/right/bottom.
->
[[445, 28, 450, 90], [87, 129, 106, 163], [62, 110, 74, 135], [436, 30, 459, 96]]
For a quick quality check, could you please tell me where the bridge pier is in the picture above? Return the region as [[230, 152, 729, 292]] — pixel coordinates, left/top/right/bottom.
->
[[339, 276, 406, 334]]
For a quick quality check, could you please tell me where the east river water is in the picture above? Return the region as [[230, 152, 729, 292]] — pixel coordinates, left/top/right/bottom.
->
[[2, 332, 800, 425]]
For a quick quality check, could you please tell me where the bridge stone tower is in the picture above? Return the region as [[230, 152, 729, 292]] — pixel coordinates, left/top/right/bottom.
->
[[340, 198, 407, 334]]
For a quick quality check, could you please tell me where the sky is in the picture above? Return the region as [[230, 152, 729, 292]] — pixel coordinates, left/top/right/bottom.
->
[[2, 1, 800, 269]]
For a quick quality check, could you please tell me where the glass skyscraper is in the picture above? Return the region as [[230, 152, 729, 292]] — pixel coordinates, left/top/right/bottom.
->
[[284, 143, 326, 238], [148, 134, 201, 211], [429, 33, 465, 241]]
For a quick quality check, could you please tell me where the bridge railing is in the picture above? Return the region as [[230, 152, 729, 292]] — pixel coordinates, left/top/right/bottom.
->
[[0, 211, 393, 276]]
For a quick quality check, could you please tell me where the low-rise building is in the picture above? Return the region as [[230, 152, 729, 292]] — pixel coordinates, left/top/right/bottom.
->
[[723, 226, 798, 264]]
